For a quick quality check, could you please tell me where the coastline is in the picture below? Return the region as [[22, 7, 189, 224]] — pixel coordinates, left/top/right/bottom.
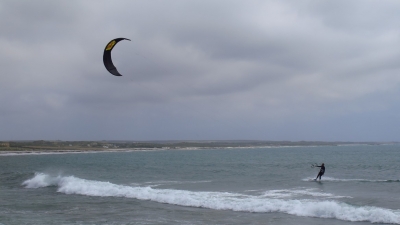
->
[[1, 142, 397, 156], [0, 148, 164, 156]]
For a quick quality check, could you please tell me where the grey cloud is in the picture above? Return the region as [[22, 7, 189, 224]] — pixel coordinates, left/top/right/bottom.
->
[[1, 0, 400, 141]]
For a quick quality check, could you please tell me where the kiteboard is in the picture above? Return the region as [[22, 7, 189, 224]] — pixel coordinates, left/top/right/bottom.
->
[[308, 178, 321, 182]]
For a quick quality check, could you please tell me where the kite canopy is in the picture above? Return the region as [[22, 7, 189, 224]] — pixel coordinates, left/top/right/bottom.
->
[[103, 38, 131, 76]]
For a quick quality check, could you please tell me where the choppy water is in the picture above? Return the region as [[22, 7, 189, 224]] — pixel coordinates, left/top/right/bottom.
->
[[1, 145, 400, 225]]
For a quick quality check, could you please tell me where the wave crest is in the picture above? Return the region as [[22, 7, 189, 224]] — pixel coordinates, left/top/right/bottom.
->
[[23, 173, 400, 224]]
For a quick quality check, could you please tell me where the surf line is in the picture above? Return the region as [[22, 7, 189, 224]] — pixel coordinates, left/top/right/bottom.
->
[[23, 173, 400, 224]]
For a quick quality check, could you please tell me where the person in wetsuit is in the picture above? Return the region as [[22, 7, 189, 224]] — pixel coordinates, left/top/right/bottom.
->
[[315, 163, 325, 180]]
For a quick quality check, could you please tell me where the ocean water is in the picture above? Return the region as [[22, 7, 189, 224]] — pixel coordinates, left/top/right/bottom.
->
[[0, 145, 400, 225]]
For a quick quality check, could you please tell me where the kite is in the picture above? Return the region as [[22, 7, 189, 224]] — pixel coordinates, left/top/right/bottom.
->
[[103, 38, 131, 76]]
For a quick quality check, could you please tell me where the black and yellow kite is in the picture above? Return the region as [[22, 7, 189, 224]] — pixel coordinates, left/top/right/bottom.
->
[[103, 38, 131, 76]]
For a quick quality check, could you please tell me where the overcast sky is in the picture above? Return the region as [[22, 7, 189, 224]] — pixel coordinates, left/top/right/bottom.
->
[[1, 0, 400, 141]]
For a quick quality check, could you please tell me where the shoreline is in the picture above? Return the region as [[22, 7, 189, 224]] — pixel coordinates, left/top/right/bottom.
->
[[1, 143, 396, 156], [0, 148, 165, 156]]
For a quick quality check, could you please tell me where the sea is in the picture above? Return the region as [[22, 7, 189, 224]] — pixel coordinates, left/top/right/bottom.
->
[[0, 144, 399, 225]]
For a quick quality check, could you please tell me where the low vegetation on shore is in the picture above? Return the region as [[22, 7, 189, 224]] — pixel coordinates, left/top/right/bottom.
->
[[0, 140, 391, 152]]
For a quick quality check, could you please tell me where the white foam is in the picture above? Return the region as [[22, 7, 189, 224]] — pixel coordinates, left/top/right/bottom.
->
[[262, 188, 350, 199], [23, 173, 400, 224], [303, 176, 399, 183], [22, 173, 61, 188], [143, 180, 212, 187]]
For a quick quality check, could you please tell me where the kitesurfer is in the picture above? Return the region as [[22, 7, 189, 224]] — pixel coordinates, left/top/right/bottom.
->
[[314, 163, 325, 180]]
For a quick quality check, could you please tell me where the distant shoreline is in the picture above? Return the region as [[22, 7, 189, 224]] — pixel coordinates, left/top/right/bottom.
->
[[0, 148, 157, 156], [0, 141, 398, 156]]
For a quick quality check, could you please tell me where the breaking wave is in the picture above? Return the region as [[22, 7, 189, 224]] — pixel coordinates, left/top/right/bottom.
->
[[23, 173, 400, 224]]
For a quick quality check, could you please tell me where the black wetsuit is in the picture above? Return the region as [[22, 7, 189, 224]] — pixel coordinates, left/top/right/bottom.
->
[[315, 165, 325, 180]]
